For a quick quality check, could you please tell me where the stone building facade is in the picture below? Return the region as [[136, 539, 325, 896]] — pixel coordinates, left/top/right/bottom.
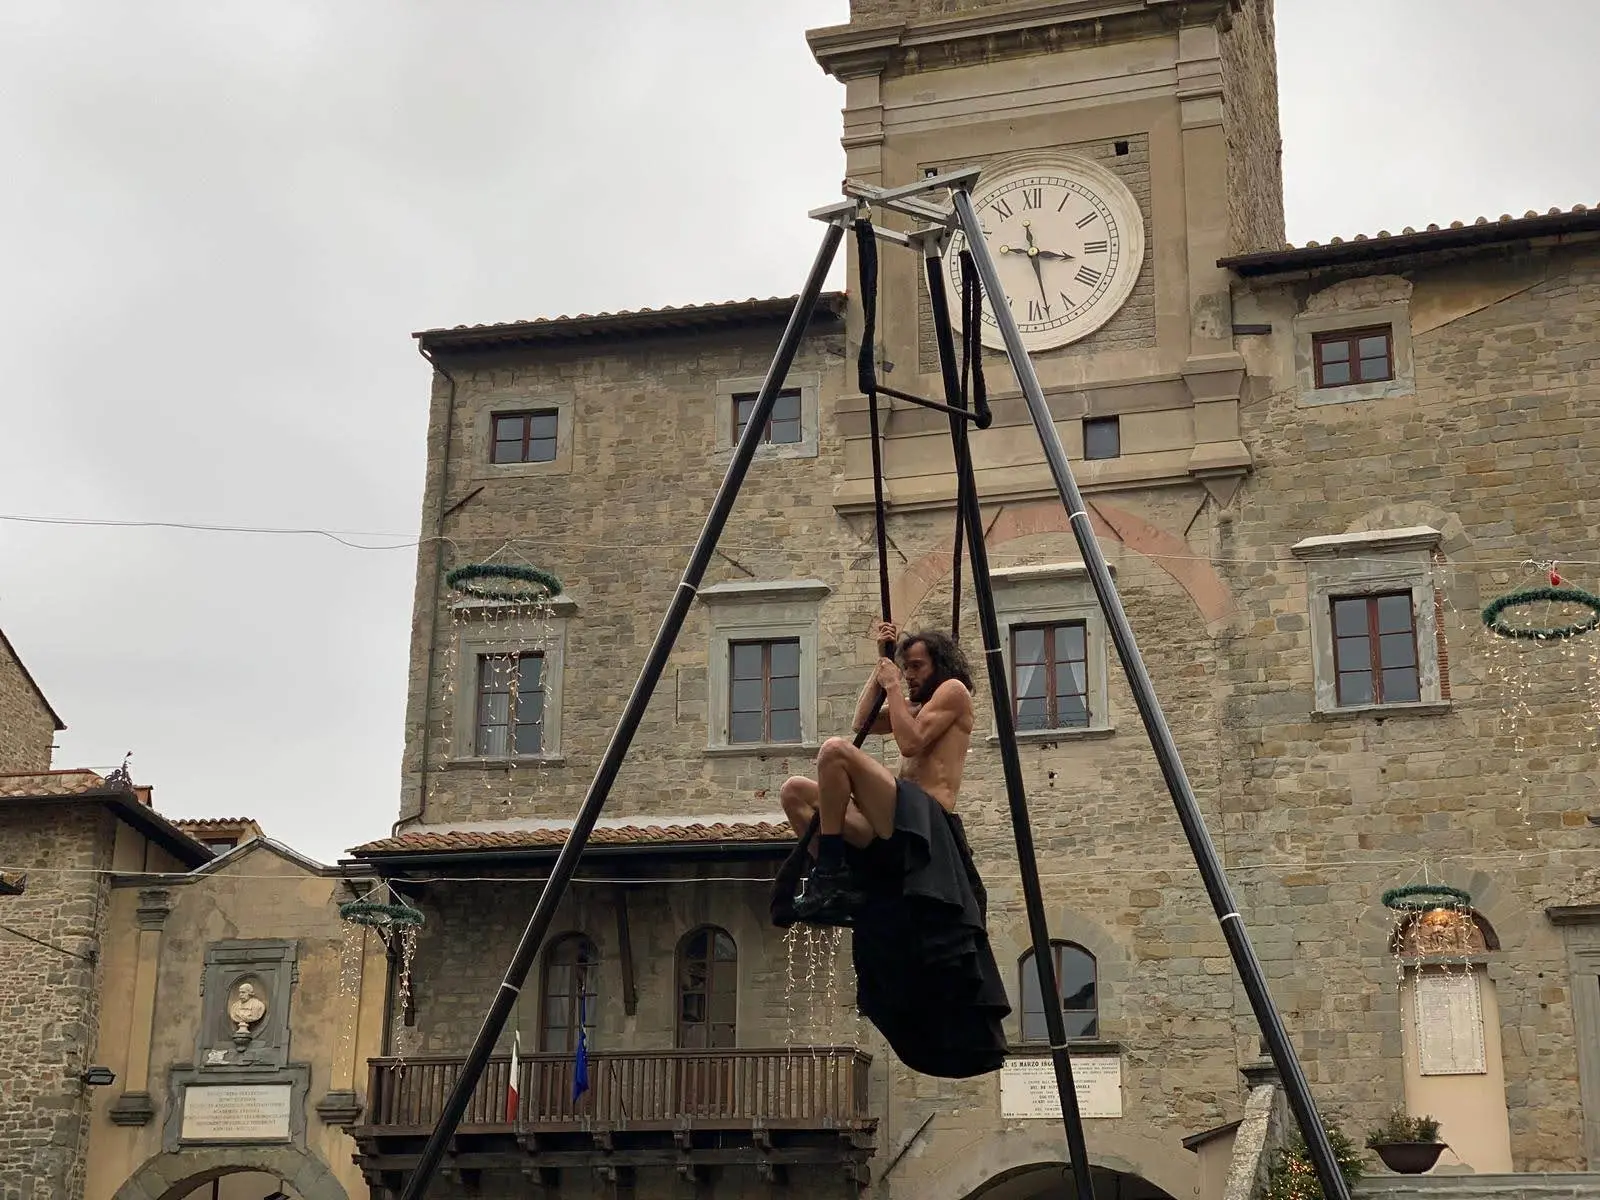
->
[[0, 622, 386, 1200], [350, 2, 1600, 1198]]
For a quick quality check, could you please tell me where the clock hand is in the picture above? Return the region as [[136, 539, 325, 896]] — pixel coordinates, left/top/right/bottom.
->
[[1022, 221, 1047, 305], [1035, 248, 1076, 261]]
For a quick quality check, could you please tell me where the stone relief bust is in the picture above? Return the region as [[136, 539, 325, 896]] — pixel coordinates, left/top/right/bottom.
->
[[227, 980, 267, 1045]]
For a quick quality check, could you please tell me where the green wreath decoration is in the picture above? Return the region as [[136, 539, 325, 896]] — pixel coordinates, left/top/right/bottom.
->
[[1482, 585, 1600, 640], [1381, 883, 1472, 913], [339, 899, 425, 929], [445, 562, 564, 604]]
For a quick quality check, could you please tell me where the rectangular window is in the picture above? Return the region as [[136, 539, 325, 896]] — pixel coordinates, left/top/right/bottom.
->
[[1331, 592, 1420, 706], [1313, 326, 1393, 389], [733, 389, 802, 447], [491, 410, 559, 464], [474, 652, 545, 755], [728, 638, 801, 744], [1083, 416, 1120, 460], [1011, 622, 1089, 731]]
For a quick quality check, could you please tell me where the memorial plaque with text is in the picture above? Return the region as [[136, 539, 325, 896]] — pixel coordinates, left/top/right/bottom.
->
[[181, 1083, 294, 1141], [1415, 971, 1486, 1076], [1000, 1055, 1123, 1119]]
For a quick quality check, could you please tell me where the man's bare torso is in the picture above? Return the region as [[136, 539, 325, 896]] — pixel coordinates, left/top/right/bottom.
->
[[898, 695, 972, 812]]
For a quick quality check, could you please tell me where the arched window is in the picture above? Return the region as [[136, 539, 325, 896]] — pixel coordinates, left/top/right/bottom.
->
[[677, 926, 737, 1048], [1020, 941, 1098, 1041], [541, 934, 598, 1052]]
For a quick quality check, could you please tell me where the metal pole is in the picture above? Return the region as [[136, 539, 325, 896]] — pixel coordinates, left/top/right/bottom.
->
[[923, 244, 1097, 1200], [398, 218, 847, 1199], [947, 187, 1352, 1200]]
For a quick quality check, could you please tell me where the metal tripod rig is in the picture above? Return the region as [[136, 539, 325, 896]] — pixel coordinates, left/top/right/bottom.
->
[[397, 168, 1353, 1200]]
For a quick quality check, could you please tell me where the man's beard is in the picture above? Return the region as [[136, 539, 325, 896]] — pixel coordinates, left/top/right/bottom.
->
[[909, 674, 940, 704]]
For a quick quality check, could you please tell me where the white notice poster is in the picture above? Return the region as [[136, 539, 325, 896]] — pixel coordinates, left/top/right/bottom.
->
[[1001, 1055, 1122, 1119], [1415, 971, 1486, 1076]]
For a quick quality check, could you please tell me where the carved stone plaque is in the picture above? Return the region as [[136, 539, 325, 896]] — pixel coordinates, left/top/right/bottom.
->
[[181, 1083, 293, 1141], [1001, 1054, 1123, 1119]]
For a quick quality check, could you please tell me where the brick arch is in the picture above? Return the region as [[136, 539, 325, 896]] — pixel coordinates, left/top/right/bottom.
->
[[113, 1145, 348, 1200], [890, 498, 1237, 629]]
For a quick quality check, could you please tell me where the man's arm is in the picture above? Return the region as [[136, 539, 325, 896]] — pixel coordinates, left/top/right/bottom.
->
[[852, 672, 892, 736], [884, 678, 968, 758]]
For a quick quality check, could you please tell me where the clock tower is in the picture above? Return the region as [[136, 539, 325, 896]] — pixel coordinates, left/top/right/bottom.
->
[[808, 0, 1283, 509]]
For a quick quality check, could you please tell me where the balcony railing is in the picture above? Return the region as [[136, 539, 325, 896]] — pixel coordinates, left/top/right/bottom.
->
[[359, 1047, 874, 1135]]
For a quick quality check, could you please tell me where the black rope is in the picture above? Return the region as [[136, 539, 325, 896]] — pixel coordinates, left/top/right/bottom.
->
[[855, 217, 896, 683]]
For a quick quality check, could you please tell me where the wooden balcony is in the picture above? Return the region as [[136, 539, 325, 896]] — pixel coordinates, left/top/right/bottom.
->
[[351, 1047, 877, 1193]]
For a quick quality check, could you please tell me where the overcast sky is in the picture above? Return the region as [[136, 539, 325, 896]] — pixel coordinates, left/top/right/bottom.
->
[[2, 1, 1595, 866]]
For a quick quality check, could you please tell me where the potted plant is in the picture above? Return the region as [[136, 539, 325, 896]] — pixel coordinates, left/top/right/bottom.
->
[[1366, 1107, 1446, 1174]]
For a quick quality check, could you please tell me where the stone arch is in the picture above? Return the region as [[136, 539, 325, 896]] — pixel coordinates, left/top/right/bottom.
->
[[890, 498, 1237, 632], [113, 1145, 348, 1200], [936, 1125, 1194, 1200]]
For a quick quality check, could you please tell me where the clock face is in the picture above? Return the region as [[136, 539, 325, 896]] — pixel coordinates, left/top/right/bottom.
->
[[945, 156, 1145, 353]]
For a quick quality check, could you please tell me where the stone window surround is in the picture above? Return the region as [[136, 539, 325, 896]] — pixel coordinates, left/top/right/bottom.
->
[[1293, 300, 1415, 407], [470, 391, 576, 480], [711, 371, 821, 461], [698, 579, 829, 756], [447, 597, 576, 766], [1291, 526, 1450, 719], [989, 562, 1116, 741]]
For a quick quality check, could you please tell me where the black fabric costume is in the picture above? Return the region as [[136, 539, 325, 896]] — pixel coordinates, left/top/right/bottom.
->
[[772, 779, 1010, 1079]]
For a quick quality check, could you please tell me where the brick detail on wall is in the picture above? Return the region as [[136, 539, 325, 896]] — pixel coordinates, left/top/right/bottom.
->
[[0, 636, 57, 773], [0, 802, 114, 1200], [1220, 0, 1287, 254]]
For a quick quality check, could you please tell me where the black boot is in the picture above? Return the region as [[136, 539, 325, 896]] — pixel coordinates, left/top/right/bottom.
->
[[792, 862, 868, 927]]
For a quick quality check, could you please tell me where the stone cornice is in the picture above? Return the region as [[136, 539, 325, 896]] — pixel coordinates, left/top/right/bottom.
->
[[808, 0, 1238, 80]]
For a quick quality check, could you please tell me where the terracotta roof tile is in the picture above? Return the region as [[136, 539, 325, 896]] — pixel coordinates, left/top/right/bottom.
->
[[1222, 203, 1600, 274], [351, 818, 795, 857], [174, 817, 258, 830], [414, 292, 847, 350], [0, 769, 113, 798]]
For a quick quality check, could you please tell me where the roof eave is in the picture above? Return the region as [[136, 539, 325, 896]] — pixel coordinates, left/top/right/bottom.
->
[[343, 839, 796, 870], [1, 785, 216, 869], [413, 293, 848, 354], [1219, 209, 1600, 278]]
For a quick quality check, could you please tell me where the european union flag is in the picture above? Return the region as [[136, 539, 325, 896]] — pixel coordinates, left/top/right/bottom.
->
[[572, 990, 589, 1102]]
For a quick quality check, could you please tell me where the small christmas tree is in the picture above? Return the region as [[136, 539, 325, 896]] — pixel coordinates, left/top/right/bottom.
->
[[1265, 1126, 1365, 1200]]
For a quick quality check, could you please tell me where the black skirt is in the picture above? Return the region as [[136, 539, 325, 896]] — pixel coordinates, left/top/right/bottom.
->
[[771, 779, 1011, 1080]]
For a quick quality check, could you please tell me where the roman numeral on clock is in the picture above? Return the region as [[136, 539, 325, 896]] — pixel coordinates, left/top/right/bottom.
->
[[1083, 239, 1109, 254], [1020, 187, 1042, 210], [990, 197, 1014, 220], [1075, 264, 1103, 287], [1075, 211, 1098, 229], [1027, 299, 1050, 323]]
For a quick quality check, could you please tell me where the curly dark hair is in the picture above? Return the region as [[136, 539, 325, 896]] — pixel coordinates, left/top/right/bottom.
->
[[896, 628, 975, 693]]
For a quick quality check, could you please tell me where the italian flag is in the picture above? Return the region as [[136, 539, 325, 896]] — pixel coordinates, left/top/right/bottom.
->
[[505, 1030, 521, 1123]]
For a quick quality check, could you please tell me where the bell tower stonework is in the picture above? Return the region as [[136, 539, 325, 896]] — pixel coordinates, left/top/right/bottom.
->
[[808, 0, 1283, 508]]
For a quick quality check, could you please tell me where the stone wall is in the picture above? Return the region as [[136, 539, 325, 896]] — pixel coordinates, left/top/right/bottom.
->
[[0, 801, 116, 1200], [1221, 241, 1600, 1168], [0, 634, 57, 773], [397, 322, 849, 827], [1220, 0, 1286, 255]]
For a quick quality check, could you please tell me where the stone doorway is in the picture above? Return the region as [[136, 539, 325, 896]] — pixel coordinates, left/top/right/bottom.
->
[[112, 1146, 348, 1200], [962, 1164, 1179, 1200]]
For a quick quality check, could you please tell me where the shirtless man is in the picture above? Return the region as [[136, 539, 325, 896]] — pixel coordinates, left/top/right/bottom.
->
[[779, 620, 975, 924]]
